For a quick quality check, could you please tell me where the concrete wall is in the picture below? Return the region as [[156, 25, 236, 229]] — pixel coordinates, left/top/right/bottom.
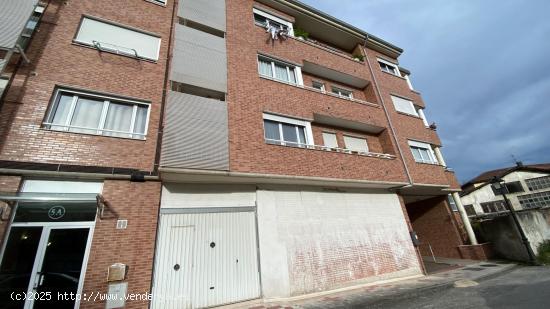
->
[[478, 208, 550, 261], [257, 186, 422, 298]]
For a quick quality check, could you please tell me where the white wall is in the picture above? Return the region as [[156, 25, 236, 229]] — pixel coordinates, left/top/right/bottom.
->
[[461, 171, 549, 214], [161, 183, 256, 208], [256, 186, 421, 298]]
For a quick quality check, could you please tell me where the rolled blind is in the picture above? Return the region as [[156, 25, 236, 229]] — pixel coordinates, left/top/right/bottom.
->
[[75, 17, 161, 61], [391, 95, 417, 116], [344, 136, 369, 152]]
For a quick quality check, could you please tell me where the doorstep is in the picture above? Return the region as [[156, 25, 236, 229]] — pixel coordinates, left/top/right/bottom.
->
[[216, 260, 517, 309]]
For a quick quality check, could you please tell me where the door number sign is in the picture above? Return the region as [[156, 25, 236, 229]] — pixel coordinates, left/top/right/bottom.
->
[[48, 206, 66, 220]]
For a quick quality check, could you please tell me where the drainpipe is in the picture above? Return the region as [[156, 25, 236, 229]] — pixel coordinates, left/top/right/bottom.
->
[[452, 192, 479, 245], [433, 147, 447, 167], [363, 36, 412, 185]]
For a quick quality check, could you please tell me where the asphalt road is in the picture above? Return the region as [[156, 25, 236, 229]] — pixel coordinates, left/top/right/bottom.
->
[[381, 266, 550, 309]]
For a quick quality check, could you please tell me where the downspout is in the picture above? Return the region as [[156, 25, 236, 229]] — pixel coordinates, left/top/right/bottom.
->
[[149, 0, 179, 300], [152, 0, 178, 175], [363, 36, 413, 185]]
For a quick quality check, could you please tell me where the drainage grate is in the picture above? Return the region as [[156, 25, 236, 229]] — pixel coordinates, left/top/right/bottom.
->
[[480, 264, 499, 267], [463, 267, 484, 271]]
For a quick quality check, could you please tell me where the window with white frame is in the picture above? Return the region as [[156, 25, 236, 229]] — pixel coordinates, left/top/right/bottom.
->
[[322, 132, 338, 148], [44, 89, 150, 140], [331, 86, 353, 99], [378, 59, 400, 76], [391, 95, 418, 116], [408, 140, 438, 164], [258, 55, 302, 85], [253, 8, 294, 36], [263, 113, 312, 147], [344, 136, 369, 153], [312, 81, 325, 92], [447, 195, 458, 211], [75, 16, 161, 61]]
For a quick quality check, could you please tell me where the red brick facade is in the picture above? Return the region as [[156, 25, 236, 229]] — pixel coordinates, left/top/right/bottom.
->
[[0, 0, 471, 306], [0, 0, 172, 171], [81, 180, 161, 309]]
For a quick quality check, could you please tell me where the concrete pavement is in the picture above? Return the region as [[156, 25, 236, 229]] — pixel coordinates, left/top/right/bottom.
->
[[221, 260, 518, 309]]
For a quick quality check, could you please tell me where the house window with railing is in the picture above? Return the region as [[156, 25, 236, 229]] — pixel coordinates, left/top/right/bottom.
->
[[74, 16, 161, 61], [263, 113, 312, 147], [44, 89, 150, 140]]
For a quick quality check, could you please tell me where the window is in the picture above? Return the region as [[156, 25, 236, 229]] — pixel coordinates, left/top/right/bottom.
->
[[331, 87, 353, 99], [491, 181, 525, 195], [253, 8, 294, 36], [312, 81, 325, 92], [44, 89, 149, 140], [344, 136, 369, 153], [447, 195, 458, 211], [322, 132, 338, 148], [408, 140, 438, 164], [391, 95, 418, 116], [378, 59, 399, 76], [258, 56, 302, 85], [480, 201, 507, 213], [75, 16, 161, 61], [518, 191, 550, 209], [464, 204, 476, 216], [263, 113, 312, 147], [526, 175, 550, 191]]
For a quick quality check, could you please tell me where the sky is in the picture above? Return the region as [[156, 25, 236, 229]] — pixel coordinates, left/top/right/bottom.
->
[[300, 0, 550, 183]]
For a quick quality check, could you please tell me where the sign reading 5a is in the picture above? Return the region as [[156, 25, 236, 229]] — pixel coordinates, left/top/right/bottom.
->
[[48, 206, 66, 220]]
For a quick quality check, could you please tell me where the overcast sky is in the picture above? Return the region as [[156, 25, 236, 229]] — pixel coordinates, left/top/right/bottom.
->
[[301, 0, 550, 183]]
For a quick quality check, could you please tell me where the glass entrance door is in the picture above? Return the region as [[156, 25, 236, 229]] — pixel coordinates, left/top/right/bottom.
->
[[33, 228, 90, 309], [0, 227, 43, 309], [0, 225, 92, 309]]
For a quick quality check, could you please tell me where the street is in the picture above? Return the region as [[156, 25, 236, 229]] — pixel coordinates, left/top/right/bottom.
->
[[379, 266, 550, 309]]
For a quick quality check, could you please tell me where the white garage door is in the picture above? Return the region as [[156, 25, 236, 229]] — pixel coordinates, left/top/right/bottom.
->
[[152, 211, 261, 309]]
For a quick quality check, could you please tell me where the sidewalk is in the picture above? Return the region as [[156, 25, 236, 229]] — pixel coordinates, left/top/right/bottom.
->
[[223, 260, 517, 309]]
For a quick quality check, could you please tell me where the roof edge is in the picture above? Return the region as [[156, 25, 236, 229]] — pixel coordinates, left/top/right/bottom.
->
[[275, 0, 403, 57]]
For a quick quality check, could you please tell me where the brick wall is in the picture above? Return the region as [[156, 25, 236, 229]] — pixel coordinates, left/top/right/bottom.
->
[[225, 0, 460, 188], [0, 0, 173, 172], [81, 179, 161, 309], [406, 196, 464, 259]]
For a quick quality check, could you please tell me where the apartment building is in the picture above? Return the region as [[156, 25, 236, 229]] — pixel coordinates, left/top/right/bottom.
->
[[0, 0, 172, 308], [0, 0, 483, 308]]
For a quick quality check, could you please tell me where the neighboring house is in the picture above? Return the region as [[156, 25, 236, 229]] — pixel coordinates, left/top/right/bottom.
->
[[0, 1, 482, 308], [460, 162, 550, 217]]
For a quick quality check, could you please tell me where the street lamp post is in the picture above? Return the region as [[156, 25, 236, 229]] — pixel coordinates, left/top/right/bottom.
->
[[491, 176, 537, 264]]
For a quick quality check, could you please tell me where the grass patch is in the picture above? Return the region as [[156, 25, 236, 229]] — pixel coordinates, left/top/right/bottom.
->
[[537, 240, 550, 265]]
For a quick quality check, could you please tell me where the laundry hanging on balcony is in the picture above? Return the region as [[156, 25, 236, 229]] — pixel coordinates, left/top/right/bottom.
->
[[266, 20, 288, 40]]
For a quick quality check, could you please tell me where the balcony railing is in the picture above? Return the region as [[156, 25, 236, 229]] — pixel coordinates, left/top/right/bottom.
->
[[289, 36, 363, 63], [265, 139, 396, 160], [259, 74, 378, 108]]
